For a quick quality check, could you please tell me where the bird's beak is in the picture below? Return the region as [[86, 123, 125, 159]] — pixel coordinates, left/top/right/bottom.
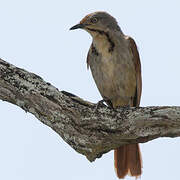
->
[[69, 23, 86, 30]]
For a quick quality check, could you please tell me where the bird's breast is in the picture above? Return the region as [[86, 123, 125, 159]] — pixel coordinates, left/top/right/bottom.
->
[[89, 41, 136, 106]]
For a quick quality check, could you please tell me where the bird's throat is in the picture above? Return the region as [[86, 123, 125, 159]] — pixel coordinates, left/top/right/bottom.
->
[[87, 28, 115, 54]]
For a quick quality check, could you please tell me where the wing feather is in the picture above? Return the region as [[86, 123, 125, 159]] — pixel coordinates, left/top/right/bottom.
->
[[127, 36, 142, 106]]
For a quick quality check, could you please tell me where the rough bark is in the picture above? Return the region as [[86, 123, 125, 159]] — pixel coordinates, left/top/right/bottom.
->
[[0, 58, 180, 162]]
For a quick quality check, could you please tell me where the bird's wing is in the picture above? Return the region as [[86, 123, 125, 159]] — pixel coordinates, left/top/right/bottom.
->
[[127, 36, 142, 106], [86, 44, 92, 70]]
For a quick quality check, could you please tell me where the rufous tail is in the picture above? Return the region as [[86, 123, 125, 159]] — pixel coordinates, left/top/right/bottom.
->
[[114, 144, 142, 179]]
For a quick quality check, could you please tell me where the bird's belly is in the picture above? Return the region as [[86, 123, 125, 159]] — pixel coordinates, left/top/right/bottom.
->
[[90, 56, 136, 107]]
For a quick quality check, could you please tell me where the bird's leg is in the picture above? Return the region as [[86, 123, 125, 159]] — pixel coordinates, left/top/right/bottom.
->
[[94, 98, 116, 113], [95, 99, 107, 109]]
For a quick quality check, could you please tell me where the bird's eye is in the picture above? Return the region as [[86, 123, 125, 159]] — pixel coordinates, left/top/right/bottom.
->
[[91, 17, 98, 24]]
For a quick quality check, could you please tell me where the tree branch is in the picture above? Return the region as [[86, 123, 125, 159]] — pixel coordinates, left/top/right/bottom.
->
[[0, 58, 180, 162]]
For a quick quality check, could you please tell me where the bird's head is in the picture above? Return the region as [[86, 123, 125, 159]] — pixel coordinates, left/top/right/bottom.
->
[[70, 11, 120, 36]]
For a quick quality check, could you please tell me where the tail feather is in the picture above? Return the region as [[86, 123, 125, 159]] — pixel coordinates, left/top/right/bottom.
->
[[114, 144, 142, 179], [114, 146, 128, 179]]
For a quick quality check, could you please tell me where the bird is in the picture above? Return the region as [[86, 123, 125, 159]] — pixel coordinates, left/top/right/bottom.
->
[[70, 11, 142, 179]]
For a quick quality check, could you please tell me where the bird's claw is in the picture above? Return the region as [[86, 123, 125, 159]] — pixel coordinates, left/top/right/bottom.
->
[[94, 99, 107, 111]]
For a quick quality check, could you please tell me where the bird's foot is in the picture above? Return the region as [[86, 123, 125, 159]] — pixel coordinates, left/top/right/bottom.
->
[[97, 99, 107, 107], [94, 99, 107, 112]]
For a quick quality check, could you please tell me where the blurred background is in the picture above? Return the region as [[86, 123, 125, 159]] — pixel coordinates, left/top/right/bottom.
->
[[0, 0, 180, 179]]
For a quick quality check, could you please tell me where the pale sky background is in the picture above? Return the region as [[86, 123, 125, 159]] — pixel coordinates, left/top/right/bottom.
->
[[0, 0, 180, 180]]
